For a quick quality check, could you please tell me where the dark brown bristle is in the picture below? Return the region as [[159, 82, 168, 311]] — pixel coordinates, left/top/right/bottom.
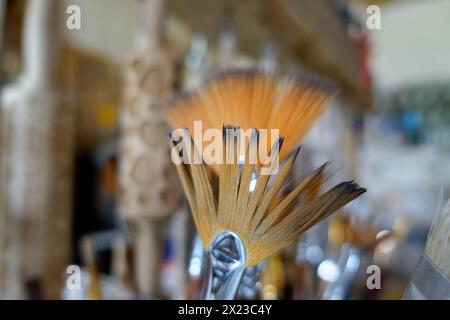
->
[[171, 128, 365, 267]]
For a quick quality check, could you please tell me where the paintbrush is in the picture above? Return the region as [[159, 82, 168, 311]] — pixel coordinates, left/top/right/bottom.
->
[[404, 197, 450, 299], [170, 127, 365, 299], [166, 69, 350, 299]]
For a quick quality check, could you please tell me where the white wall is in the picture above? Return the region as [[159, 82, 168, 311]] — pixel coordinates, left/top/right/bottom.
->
[[370, 0, 450, 92], [61, 0, 141, 62]]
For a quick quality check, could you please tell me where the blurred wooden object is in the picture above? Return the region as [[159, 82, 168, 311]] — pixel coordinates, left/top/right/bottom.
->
[[0, 0, 5, 49], [118, 0, 182, 298], [0, 0, 74, 298], [270, 0, 370, 109], [62, 47, 122, 152]]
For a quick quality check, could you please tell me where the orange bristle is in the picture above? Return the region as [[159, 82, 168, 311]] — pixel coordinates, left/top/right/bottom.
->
[[166, 69, 339, 174]]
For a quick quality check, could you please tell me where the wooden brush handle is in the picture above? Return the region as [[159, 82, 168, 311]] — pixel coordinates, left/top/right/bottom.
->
[[131, 217, 166, 298]]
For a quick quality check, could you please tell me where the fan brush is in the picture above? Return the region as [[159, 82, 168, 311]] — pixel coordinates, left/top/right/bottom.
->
[[404, 198, 450, 299], [170, 127, 366, 299], [166, 69, 339, 173], [424, 199, 450, 280]]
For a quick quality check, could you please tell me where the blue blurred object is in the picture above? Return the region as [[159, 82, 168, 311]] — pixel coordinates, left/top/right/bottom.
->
[[403, 109, 421, 144]]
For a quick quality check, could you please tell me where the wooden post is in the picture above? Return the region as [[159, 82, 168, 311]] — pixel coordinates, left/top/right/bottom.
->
[[0, 0, 74, 299]]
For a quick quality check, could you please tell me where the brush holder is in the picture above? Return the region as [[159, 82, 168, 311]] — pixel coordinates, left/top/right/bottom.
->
[[237, 262, 266, 299], [403, 255, 450, 300]]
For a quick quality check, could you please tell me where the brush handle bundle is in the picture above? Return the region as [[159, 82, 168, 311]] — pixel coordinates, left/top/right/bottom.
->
[[322, 245, 362, 300], [236, 263, 266, 299]]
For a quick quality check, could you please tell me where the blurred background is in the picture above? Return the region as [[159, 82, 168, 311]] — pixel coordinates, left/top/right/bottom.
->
[[0, 0, 449, 300]]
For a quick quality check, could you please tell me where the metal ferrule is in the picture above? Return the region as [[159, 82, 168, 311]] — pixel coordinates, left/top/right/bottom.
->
[[403, 254, 450, 300], [201, 231, 246, 300]]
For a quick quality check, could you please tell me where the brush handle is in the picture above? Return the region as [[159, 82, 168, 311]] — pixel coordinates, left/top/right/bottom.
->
[[403, 255, 450, 300], [168, 208, 189, 299], [131, 217, 166, 298], [322, 245, 361, 300]]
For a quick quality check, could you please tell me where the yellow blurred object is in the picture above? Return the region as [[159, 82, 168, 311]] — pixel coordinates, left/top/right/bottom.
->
[[328, 216, 346, 246], [329, 215, 392, 250], [81, 236, 102, 300], [87, 265, 102, 300], [261, 256, 285, 300], [97, 102, 117, 131]]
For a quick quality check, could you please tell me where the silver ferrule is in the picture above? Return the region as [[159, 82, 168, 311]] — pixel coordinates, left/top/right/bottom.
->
[[403, 254, 450, 300], [201, 231, 246, 300]]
